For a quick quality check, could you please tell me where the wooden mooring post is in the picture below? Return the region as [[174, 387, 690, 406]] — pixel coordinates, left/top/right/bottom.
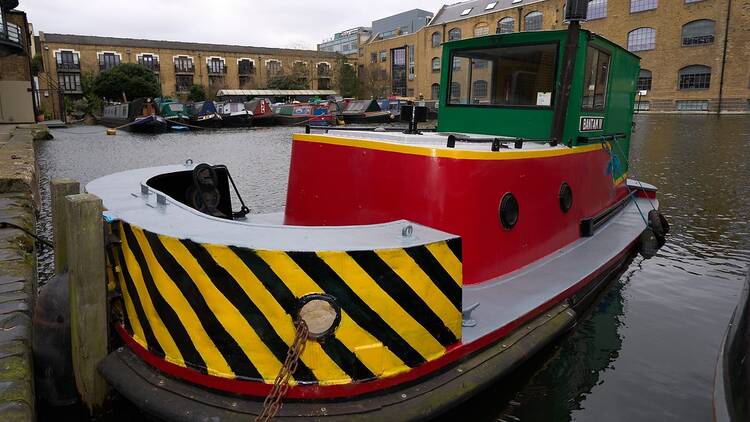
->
[[64, 193, 108, 414], [51, 179, 80, 274]]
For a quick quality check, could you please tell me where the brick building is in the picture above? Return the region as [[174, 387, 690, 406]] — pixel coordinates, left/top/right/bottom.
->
[[359, 0, 749, 113], [0, 6, 35, 123], [37, 33, 346, 119]]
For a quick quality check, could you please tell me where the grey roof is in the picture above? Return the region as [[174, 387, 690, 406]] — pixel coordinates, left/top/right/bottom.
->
[[217, 89, 338, 97], [42, 33, 341, 58], [429, 0, 545, 27]]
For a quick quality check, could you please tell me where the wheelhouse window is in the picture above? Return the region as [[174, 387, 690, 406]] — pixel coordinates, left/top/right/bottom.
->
[[497, 17, 515, 34], [448, 28, 462, 41], [682, 20, 715, 46], [587, 0, 607, 20], [524, 12, 543, 31], [678, 65, 711, 89], [630, 0, 657, 12], [627, 28, 656, 51], [448, 43, 558, 107], [637, 69, 652, 91], [432, 57, 441, 72], [431, 83, 440, 100], [432, 32, 442, 48], [98, 52, 120, 71], [581, 47, 611, 112]]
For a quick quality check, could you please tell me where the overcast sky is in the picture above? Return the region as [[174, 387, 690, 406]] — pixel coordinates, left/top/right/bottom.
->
[[21, 0, 450, 49]]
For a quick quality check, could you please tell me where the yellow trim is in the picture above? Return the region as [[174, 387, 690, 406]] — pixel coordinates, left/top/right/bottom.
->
[[114, 252, 147, 350], [293, 133, 603, 161], [424, 242, 462, 287], [614, 172, 629, 186]]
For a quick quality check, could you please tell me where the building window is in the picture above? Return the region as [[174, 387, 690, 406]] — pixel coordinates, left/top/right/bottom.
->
[[175, 75, 193, 92], [238, 59, 255, 75], [55, 50, 80, 71], [587, 0, 607, 20], [685, 0, 704, 3], [497, 17, 515, 34], [207, 57, 226, 74], [635, 101, 651, 111], [432, 57, 441, 72], [627, 27, 656, 51], [676, 100, 709, 111], [408, 45, 415, 79], [380, 51, 387, 62], [631, 0, 657, 13], [582, 47, 611, 112], [524, 12, 543, 31], [317, 62, 331, 77], [431, 83, 440, 100], [137, 54, 159, 72], [450, 82, 461, 101], [474, 24, 489, 37], [266, 60, 282, 77], [486, 1, 498, 10], [448, 28, 462, 41], [370, 52, 377, 64], [174, 56, 194, 73], [461, 8, 473, 16], [682, 20, 715, 46], [472, 80, 488, 98], [432, 32, 442, 48], [678, 65, 711, 89], [637, 69, 652, 91], [58, 73, 82, 92], [452, 57, 461, 70], [98, 52, 120, 71]]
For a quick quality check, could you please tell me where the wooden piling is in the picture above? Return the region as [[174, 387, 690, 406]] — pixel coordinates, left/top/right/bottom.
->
[[65, 193, 108, 414], [51, 179, 80, 274]]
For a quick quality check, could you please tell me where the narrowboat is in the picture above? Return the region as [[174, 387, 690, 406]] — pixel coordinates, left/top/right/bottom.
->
[[272, 102, 337, 127], [245, 98, 275, 126], [216, 102, 253, 128], [341, 99, 394, 124], [156, 98, 191, 130], [101, 98, 168, 134], [44, 6, 669, 421], [187, 101, 222, 128]]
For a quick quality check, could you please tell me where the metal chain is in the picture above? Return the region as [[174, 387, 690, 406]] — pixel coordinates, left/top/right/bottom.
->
[[256, 320, 309, 422]]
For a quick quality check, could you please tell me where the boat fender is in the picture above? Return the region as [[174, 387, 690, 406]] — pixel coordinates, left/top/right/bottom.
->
[[648, 209, 670, 248], [638, 228, 659, 259]]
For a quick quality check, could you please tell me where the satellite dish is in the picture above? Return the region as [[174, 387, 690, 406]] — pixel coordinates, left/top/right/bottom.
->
[[0, 0, 20, 11]]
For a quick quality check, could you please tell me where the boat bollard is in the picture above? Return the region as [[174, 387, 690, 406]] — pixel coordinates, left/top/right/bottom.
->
[[106, 128, 117, 136]]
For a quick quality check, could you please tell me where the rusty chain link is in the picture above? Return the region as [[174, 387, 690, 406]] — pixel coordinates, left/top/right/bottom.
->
[[256, 320, 309, 422]]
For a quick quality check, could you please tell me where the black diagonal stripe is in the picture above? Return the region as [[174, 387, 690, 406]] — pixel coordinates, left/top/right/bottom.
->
[[230, 246, 375, 381], [288, 251, 426, 368], [106, 244, 133, 335], [114, 241, 162, 357], [348, 250, 458, 347], [405, 245, 462, 312], [180, 240, 317, 383], [446, 238, 462, 263], [121, 224, 207, 373], [143, 232, 262, 380]]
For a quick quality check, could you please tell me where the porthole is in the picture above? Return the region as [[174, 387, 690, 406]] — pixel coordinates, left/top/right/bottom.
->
[[499, 193, 519, 230], [297, 294, 341, 340], [559, 183, 573, 213]]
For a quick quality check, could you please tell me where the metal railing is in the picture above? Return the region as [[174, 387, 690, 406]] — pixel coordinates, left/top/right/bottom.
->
[[138, 61, 160, 72], [238, 66, 255, 75], [174, 64, 194, 73], [57, 62, 81, 71], [207, 64, 227, 75]]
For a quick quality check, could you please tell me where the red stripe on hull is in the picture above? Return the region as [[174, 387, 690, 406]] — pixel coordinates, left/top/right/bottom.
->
[[284, 140, 628, 284], [116, 240, 636, 400]]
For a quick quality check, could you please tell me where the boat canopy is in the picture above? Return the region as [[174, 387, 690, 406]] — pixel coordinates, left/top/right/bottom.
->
[[344, 99, 381, 114]]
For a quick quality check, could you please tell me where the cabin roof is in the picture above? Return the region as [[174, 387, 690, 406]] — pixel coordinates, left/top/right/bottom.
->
[[216, 89, 338, 97], [41, 33, 342, 59], [429, 0, 547, 27]]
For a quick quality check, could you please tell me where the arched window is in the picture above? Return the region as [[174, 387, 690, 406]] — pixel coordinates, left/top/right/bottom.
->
[[497, 17, 515, 34], [524, 12, 543, 31], [682, 20, 715, 45], [448, 28, 462, 41], [266, 60, 282, 77], [637, 69, 652, 91], [627, 27, 656, 51], [473, 80, 488, 98], [474, 23, 489, 37], [432, 32, 442, 48], [587, 0, 608, 19], [450, 82, 461, 101], [431, 57, 441, 72], [678, 65, 711, 89], [431, 83, 440, 100]]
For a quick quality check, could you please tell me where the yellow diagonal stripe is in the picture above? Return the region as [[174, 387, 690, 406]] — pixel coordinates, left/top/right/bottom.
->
[[205, 245, 351, 384], [425, 242, 462, 287], [157, 236, 282, 382], [256, 250, 409, 380], [131, 228, 234, 378], [119, 224, 185, 368], [113, 248, 146, 349], [317, 251, 445, 362], [376, 248, 462, 338]]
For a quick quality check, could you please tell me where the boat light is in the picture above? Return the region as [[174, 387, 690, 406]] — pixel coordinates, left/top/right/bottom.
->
[[297, 294, 341, 340]]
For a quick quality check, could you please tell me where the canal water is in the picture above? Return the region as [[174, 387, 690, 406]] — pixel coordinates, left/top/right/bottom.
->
[[35, 115, 750, 421]]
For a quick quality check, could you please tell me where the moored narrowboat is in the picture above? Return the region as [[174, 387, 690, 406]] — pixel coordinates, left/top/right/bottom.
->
[[46, 5, 670, 421], [187, 101, 223, 128], [101, 98, 168, 134], [157, 98, 191, 130], [341, 98, 393, 124], [245, 98, 275, 126], [216, 101, 253, 128], [272, 102, 338, 127]]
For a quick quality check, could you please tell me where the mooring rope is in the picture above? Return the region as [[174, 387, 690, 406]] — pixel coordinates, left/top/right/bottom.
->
[[0, 221, 53, 248]]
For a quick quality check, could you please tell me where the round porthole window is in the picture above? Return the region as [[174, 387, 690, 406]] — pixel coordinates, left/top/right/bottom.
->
[[297, 294, 341, 340], [559, 183, 573, 213], [499, 193, 519, 230]]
